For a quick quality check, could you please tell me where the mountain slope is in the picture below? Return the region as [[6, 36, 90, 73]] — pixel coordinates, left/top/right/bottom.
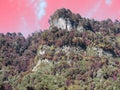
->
[[0, 8, 120, 90]]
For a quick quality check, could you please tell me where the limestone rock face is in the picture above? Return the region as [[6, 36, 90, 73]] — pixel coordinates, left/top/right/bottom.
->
[[49, 18, 66, 30], [49, 8, 81, 31], [77, 26, 85, 32], [49, 17, 73, 31]]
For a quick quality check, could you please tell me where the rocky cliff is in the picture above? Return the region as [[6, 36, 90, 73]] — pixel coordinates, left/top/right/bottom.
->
[[49, 8, 83, 31]]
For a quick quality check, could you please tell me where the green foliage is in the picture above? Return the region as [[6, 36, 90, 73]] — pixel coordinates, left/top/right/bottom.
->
[[0, 8, 120, 90]]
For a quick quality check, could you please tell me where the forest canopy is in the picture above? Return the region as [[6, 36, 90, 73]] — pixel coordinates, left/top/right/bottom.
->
[[0, 8, 120, 90]]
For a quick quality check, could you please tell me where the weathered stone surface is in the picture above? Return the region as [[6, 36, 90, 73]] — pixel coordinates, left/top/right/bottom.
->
[[49, 8, 81, 31]]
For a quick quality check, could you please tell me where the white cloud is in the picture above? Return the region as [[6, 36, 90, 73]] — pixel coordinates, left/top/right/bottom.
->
[[105, 0, 112, 6], [35, 0, 47, 20], [20, 0, 47, 37], [28, 0, 47, 20], [87, 0, 102, 18]]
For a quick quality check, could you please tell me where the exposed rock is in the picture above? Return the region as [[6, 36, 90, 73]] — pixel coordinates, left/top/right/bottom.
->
[[87, 47, 113, 57], [49, 8, 81, 31], [32, 58, 52, 72], [32, 59, 41, 72], [77, 26, 85, 32], [49, 17, 74, 31], [97, 69, 103, 78]]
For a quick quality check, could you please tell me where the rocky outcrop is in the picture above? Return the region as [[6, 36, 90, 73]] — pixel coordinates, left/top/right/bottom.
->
[[49, 8, 82, 31], [49, 17, 72, 31]]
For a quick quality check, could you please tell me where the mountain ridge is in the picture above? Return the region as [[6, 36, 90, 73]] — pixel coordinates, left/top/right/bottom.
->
[[0, 8, 120, 90]]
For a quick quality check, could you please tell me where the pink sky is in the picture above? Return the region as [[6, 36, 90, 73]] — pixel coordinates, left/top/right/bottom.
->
[[0, 0, 120, 36]]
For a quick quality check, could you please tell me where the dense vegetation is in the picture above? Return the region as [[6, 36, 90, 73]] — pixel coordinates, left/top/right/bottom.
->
[[0, 8, 120, 90]]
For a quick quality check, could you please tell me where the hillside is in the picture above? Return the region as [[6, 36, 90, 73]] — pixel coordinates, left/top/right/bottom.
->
[[0, 8, 120, 90]]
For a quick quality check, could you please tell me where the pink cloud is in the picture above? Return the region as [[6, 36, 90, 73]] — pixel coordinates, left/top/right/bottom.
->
[[87, 0, 102, 18], [0, 0, 120, 37], [105, 0, 112, 6]]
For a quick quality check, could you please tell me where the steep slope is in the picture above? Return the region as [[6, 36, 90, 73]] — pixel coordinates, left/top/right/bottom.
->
[[0, 8, 120, 90], [20, 8, 120, 90]]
